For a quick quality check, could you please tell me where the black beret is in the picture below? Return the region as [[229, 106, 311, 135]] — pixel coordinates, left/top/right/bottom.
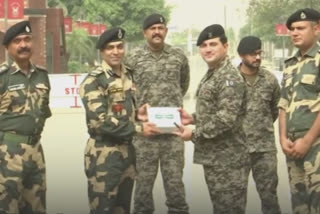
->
[[143, 13, 166, 30], [237, 36, 261, 55], [96, 27, 125, 50], [3, 20, 32, 46], [286, 8, 320, 29], [196, 24, 225, 46]]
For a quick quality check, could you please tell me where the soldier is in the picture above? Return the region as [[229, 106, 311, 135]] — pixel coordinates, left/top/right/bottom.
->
[[237, 36, 281, 214], [0, 20, 51, 213], [125, 13, 190, 214], [278, 8, 320, 214], [175, 24, 250, 214], [80, 27, 160, 214]]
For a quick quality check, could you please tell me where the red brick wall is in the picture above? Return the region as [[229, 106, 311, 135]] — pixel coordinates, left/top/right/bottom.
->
[[29, 17, 46, 67], [28, 0, 46, 9], [46, 8, 67, 73]]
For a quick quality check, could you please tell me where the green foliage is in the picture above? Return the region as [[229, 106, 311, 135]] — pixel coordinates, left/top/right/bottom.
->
[[48, 0, 171, 42], [67, 60, 89, 73], [83, 0, 171, 41], [66, 28, 97, 69], [242, 0, 320, 51]]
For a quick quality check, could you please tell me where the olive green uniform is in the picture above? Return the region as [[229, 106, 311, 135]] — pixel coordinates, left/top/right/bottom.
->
[[80, 61, 142, 214], [0, 62, 51, 214], [278, 43, 320, 214], [192, 57, 250, 214]]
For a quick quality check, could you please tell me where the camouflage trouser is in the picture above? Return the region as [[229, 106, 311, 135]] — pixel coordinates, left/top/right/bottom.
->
[[84, 138, 136, 214], [249, 151, 281, 214], [0, 138, 46, 214], [203, 157, 250, 214], [132, 134, 189, 214], [286, 137, 320, 214]]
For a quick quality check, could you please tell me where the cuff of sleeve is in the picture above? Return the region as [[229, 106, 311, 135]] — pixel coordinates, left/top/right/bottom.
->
[[192, 112, 196, 123], [135, 122, 143, 134], [191, 129, 197, 143]]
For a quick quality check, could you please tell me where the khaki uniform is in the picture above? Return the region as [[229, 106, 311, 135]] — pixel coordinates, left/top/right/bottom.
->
[[80, 61, 141, 214], [125, 44, 190, 214], [193, 57, 250, 214], [0, 62, 51, 214], [240, 66, 281, 214], [278, 43, 320, 214]]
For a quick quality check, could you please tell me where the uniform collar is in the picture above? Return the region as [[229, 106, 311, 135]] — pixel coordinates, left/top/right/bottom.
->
[[238, 63, 265, 77], [9, 61, 36, 75], [293, 42, 320, 58], [101, 60, 127, 76], [144, 43, 170, 55]]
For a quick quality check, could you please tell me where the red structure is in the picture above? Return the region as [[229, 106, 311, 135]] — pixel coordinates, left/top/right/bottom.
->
[[0, 0, 68, 73]]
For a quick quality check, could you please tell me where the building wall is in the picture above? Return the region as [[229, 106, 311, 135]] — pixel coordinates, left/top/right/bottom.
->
[[46, 8, 68, 73], [0, 0, 67, 73]]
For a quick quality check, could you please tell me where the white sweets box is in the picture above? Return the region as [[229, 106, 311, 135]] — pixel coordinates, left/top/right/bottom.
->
[[147, 107, 182, 133]]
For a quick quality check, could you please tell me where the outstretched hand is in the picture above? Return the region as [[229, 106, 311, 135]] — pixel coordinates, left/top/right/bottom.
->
[[142, 122, 162, 136], [172, 123, 193, 141], [137, 103, 151, 122], [178, 108, 194, 126]]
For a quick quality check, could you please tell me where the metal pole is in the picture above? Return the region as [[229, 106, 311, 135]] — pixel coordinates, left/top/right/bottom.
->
[[4, 0, 8, 61]]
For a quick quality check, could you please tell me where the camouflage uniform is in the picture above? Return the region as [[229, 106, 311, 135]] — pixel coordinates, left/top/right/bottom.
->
[[80, 61, 142, 214], [192, 57, 250, 214], [278, 43, 320, 214], [0, 62, 51, 214], [125, 44, 190, 214], [240, 66, 281, 214]]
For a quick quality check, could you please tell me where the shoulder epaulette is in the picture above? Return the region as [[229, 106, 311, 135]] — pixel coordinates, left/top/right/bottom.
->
[[35, 64, 48, 72], [89, 66, 104, 77], [284, 56, 295, 64], [0, 63, 9, 74]]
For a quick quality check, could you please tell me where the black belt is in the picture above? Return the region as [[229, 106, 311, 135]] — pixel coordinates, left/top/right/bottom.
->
[[287, 130, 307, 141], [0, 131, 39, 145]]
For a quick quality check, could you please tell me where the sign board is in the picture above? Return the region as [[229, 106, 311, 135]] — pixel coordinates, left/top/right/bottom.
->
[[64, 17, 73, 33], [49, 73, 86, 108], [0, 0, 24, 19], [276, 24, 290, 36]]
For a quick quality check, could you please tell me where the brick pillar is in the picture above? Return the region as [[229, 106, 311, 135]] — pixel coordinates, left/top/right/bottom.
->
[[29, 17, 46, 67]]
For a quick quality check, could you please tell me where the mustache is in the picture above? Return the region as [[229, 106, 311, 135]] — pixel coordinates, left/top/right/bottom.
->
[[17, 47, 31, 54], [152, 34, 162, 39]]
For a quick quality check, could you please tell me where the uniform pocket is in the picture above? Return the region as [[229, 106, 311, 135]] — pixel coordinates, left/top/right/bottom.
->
[[164, 62, 180, 81], [298, 74, 319, 100]]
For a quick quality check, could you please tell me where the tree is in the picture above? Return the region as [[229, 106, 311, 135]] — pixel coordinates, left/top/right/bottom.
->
[[83, 0, 171, 41], [66, 28, 96, 72], [48, 0, 171, 42], [241, 0, 320, 54]]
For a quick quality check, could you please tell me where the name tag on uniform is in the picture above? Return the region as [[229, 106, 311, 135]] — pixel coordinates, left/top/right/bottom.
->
[[109, 87, 123, 94], [8, 84, 25, 91]]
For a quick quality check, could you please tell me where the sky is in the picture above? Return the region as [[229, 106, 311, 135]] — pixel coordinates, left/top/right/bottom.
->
[[166, 0, 250, 32]]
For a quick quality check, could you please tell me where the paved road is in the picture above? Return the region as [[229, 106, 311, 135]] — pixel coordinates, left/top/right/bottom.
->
[[43, 55, 291, 214]]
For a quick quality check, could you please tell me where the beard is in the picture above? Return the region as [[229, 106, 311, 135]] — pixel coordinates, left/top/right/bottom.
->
[[243, 59, 260, 70]]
